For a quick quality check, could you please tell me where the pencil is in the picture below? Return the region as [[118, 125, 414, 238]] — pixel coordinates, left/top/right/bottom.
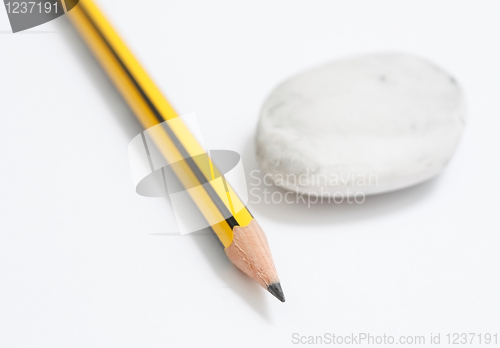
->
[[67, 0, 285, 302]]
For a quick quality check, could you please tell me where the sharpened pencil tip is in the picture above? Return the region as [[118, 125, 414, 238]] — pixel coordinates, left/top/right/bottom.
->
[[267, 283, 285, 302]]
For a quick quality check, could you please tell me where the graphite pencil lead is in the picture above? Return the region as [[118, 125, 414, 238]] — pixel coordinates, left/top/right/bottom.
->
[[267, 283, 285, 302]]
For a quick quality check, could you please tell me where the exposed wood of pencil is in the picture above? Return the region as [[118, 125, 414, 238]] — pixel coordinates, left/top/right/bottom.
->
[[225, 220, 285, 302]]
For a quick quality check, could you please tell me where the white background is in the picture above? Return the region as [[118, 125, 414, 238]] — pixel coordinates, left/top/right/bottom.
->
[[1, 1, 499, 347]]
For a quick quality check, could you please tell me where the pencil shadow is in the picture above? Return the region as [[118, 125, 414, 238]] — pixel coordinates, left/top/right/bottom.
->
[[240, 133, 440, 227], [190, 230, 272, 320], [57, 18, 272, 319]]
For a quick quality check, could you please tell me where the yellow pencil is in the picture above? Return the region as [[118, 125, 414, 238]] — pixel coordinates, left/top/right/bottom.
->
[[67, 0, 285, 302]]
